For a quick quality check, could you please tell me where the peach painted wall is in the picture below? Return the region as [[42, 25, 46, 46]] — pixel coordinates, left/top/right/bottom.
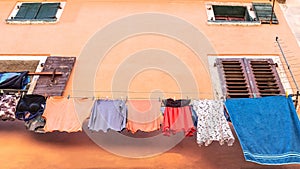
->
[[0, 0, 299, 103]]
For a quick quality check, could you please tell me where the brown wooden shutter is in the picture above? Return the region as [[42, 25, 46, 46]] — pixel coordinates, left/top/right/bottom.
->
[[33, 56, 76, 96], [246, 59, 285, 97], [216, 58, 252, 98]]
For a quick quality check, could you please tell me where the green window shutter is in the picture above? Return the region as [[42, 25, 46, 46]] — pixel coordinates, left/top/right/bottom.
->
[[14, 3, 41, 20], [36, 3, 60, 20], [252, 3, 278, 24]]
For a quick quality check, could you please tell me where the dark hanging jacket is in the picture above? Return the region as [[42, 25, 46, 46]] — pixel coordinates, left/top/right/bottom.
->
[[0, 71, 29, 89], [15, 94, 46, 121]]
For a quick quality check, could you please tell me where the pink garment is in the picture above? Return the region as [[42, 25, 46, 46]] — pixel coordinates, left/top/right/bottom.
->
[[163, 106, 195, 136], [43, 97, 82, 132], [126, 100, 162, 133]]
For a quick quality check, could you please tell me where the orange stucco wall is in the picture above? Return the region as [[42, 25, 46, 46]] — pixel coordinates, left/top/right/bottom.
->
[[0, 0, 299, 100], [0, 1, 300, 169]]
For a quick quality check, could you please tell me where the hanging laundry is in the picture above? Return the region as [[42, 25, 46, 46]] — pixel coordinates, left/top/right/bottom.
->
[[161, 102, 197, 127], [126, 100, 162, 133], [42, 97, 82, 133], [225, 96, 300, 165], [0, 71, 29, 89], [15, 94, 46, 133], [25, 114, 46, 133], [162, 98, 195, 136], [15, 94, 46, 121], [88, 99, 127, 132], [0, 94, 20, 121], [223, 106, 231, 122], [191, 99, 234, 147], [162, 98, 191, 107], [73, 97, 94, 125]]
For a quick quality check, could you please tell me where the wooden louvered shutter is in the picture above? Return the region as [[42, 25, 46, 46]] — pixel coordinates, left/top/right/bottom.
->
[[36, 3, 60, 20], [33, 57, 76, 96], [252, 3, 279, 24], [216, 58, 252, 98], [246, 59, 285, 97], [15, 3, 41, 20]]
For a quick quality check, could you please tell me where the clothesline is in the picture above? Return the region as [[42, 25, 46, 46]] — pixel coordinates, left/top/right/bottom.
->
[[58, 94, 295, 101], [0, 89, 299, 100], [69, 89, 212, 94]]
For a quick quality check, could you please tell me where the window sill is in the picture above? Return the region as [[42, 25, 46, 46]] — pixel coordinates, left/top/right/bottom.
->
[[207, 20, 261, 26], [5, 19, 58, 24]]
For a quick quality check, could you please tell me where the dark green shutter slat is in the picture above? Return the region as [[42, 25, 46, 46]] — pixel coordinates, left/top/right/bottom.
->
[[252, 3, 278, 24], [15, 3, 41, 19], [36, 3, 60, 20]]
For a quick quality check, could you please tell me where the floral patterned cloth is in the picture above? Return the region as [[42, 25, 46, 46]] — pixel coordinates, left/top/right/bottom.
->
[[0, 94, 20, 121], [192, 99, 234, 146]]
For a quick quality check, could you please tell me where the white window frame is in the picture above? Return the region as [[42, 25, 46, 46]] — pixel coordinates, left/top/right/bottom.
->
[[206, 2, 260, 26], [6, 1, 66, 24], [0, 55, 47, 94], [208, 55, 293, 99]]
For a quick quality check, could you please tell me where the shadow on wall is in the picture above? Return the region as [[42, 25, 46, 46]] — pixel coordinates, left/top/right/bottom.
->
[[0, 120, 298, 169]]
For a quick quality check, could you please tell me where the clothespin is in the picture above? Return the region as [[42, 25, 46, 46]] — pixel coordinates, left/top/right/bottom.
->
[[220, 96, 226, 102], [285, 91, 289, 98], [158, 97, 161, 102], [253, 93, 257, 98], [44, 93, 48, 99], [105, 96, 109, 100], [173, 96, 176, 100], [67, 94, 70, 99]]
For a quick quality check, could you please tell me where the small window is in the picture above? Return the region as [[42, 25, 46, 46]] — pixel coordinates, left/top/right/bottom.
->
[[0, 56, 47, 93], [206, 2, 278, 25], [6, 2, 66, 24], [216, 58, 285, 98], [213, 5, 251, 21]]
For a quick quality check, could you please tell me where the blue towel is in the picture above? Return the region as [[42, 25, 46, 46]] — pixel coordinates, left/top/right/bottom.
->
[[225, 95, 300, 165]]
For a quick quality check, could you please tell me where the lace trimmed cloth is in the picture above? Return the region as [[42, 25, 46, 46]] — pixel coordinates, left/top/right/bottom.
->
[[192, 99, 235, 146]]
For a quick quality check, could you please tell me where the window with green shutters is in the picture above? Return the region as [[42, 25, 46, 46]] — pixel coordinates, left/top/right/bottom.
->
[[6, 2, 65, 23], [206, 2, 278, 25], [212, 5, 252, 22], [216, 58, 285, 98]]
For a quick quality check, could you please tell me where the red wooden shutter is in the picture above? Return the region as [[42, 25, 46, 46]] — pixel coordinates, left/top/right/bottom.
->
[[216, 58, 252, 98], [246, 59, 285, 97]]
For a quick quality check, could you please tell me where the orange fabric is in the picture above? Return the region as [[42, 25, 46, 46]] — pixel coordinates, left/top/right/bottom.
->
[[126, 100, 162, 133], [43, 97, 82, 132], [73, 98, 94, 124]]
